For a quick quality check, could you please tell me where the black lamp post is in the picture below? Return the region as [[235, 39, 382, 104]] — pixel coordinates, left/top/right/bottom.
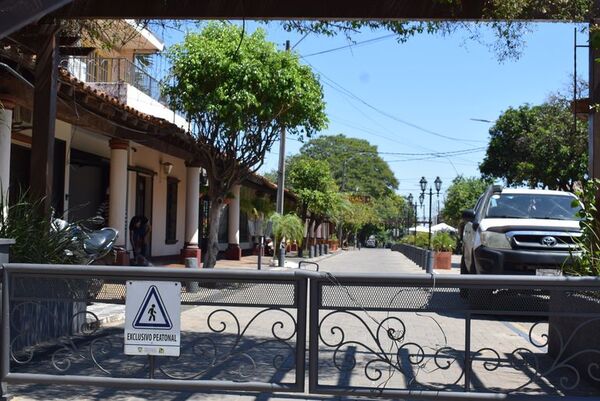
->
[[407, 193, 416, 245], [419, 176, 443, 249], [418, 192, 425, 222], [434, 176, 442, 224]]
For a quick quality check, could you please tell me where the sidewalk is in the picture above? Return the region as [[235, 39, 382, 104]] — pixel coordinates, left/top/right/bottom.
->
[[87, 250, 343, 327], [149, 250, 341, 270]]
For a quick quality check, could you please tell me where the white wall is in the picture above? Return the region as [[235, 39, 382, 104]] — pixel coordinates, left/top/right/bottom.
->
[[124, 84, 187, 129], [10, 120, 73, 216], [69, 128, 188, 257], [130, 143, 187, 257]]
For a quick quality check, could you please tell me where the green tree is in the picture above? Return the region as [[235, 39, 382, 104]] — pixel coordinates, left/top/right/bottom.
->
[[479, 97, 587, 192], [338, 198, 377, 246], [164, 23, 327, 268], [442, 176, 490, 228], [373, 193, 407, 227], [299, 134, 398, 198], [287, 156, 341, 249]]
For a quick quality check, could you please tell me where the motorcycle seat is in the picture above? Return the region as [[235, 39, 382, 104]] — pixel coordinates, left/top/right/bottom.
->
[[84, 228, 118, 254]]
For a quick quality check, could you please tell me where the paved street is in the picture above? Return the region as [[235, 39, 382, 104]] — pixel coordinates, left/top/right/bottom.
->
[[9, 249, 596, 400]]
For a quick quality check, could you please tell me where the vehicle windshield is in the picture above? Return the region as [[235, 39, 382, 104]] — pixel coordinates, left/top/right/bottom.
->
[[484, 194, 581, 220]]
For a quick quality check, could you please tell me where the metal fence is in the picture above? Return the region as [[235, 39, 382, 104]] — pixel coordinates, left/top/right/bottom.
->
[[60, 56, 167, 107], [2, 264, 600, 400], [392, 243, 433, 271]]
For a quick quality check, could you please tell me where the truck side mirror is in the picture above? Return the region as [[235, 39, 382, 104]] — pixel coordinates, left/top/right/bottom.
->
[[462, 209, 476, 222]]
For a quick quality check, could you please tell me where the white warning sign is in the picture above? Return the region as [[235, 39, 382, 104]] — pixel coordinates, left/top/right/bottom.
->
[[124, 281, 181, 356]]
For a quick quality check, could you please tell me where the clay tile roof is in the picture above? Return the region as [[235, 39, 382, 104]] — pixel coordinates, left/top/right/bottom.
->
[[57, 67, 188, 136], [58, 69, 296, 199]]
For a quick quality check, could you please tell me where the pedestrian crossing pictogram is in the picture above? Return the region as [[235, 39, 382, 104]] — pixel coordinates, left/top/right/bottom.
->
[[132, 285, 173, 329]]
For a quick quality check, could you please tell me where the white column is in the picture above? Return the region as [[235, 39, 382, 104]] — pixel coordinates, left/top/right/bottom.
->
[[0, 104, 13, 216], [108, 139, 129, 247], [228, 185, 240, 245], [185, 165, 200, 245]]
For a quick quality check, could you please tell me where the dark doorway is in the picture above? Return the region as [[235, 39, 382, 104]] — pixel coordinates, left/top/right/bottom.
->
[[135, 173, 153, 254], [10, 139, 66, 216], [68, 149, 109, 223]]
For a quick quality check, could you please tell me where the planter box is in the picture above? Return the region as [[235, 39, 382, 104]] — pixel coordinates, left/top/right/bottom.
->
[[10, 276, 88, 352], [548, 290, 600, 389], [434, 251, 452, 269]]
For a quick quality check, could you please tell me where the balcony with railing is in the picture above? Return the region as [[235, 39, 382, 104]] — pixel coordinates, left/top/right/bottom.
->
[[60, 56, 186, 128]]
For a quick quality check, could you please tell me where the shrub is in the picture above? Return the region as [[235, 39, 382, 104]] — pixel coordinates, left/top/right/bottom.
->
[[565, 179, 600, 276], [432, 231, 456, 252], [401, 232, 430, 248], [0, 193, 87, 264]]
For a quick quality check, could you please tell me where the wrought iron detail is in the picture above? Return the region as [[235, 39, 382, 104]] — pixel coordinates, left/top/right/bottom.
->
[[158, 307, 298, 381], [317, 310, 600, 395]]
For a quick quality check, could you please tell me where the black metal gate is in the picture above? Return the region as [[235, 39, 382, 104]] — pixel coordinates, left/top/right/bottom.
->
[[2, 264, 600, 400]]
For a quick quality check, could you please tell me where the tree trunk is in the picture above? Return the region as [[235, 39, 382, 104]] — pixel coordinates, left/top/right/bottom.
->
[[204, 199, 224, 269]]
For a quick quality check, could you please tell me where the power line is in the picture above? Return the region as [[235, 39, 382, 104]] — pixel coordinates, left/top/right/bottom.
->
[[301, 34, 396, 58], [378, 147, 486, 156], [304, 60, 486, 145]]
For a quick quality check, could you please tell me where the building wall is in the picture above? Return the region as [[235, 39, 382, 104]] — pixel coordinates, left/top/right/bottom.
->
[[129, 143, 187, 257], [124, 84, 187, 129]]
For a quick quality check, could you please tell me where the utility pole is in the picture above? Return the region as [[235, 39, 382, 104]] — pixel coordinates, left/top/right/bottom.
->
[[275, 39, 290, 215], [275, 40, 290, 267]]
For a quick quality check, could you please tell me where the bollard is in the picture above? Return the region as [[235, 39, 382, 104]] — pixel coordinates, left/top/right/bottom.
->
[[278, 244, 285, 267], [426, 251, 434, 274], [184, 257, 199, 293], [324, 244, 329, 254], [319, 244, 324, 256], [309, 245, 315, 259]]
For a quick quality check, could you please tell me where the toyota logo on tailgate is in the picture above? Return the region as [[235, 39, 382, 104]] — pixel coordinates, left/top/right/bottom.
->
[[541, 236, 558, 247]]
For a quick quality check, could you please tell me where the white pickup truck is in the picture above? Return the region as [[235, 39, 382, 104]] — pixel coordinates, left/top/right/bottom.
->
[[460, 185, 581, 276]]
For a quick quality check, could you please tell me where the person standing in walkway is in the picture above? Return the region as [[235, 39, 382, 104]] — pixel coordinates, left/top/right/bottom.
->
[[129, 215, 151, 265]]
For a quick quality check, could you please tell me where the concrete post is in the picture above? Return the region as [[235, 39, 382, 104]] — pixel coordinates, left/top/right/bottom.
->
[[181, 165, 201, 266], [0, 103, 13, 216], [108, 139, 129, 264], [184, 257, 199, 293], [225, 184, 241, 260]]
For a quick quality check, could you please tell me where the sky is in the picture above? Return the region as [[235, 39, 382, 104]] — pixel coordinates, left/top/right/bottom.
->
[[154, 21, 588, 206]]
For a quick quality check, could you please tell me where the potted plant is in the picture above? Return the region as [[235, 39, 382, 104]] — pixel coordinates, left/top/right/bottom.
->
[[431, 231, 455, 269], [329, 233, 339, 251]]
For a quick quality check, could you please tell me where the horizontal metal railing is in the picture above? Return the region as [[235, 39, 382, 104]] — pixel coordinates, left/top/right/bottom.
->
[[60, 56, 167, 107], [392, 243, 433, 271], [2, 264, 600, 400]]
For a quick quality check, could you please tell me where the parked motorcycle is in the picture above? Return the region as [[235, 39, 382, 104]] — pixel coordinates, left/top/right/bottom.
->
[[52, 216, 118, 264], [52, 216, 119, 299]]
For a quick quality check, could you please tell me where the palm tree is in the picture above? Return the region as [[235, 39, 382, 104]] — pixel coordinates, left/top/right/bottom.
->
[[270, 213, 304, 259]]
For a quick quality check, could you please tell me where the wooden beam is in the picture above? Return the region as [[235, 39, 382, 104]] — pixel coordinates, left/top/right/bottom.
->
[[0, 0, 72, 39], [30, 27, 59, 214], [59, 46, 95, 56], [53, 0, 591, 21], [53, 0, 485, 20]]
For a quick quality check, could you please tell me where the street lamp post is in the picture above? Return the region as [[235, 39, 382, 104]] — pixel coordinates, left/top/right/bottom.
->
[[419, 176, 443, 249], [407, 193, 414, 244], [418, 192, 425, 223], [434, 176, 442, 224]]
